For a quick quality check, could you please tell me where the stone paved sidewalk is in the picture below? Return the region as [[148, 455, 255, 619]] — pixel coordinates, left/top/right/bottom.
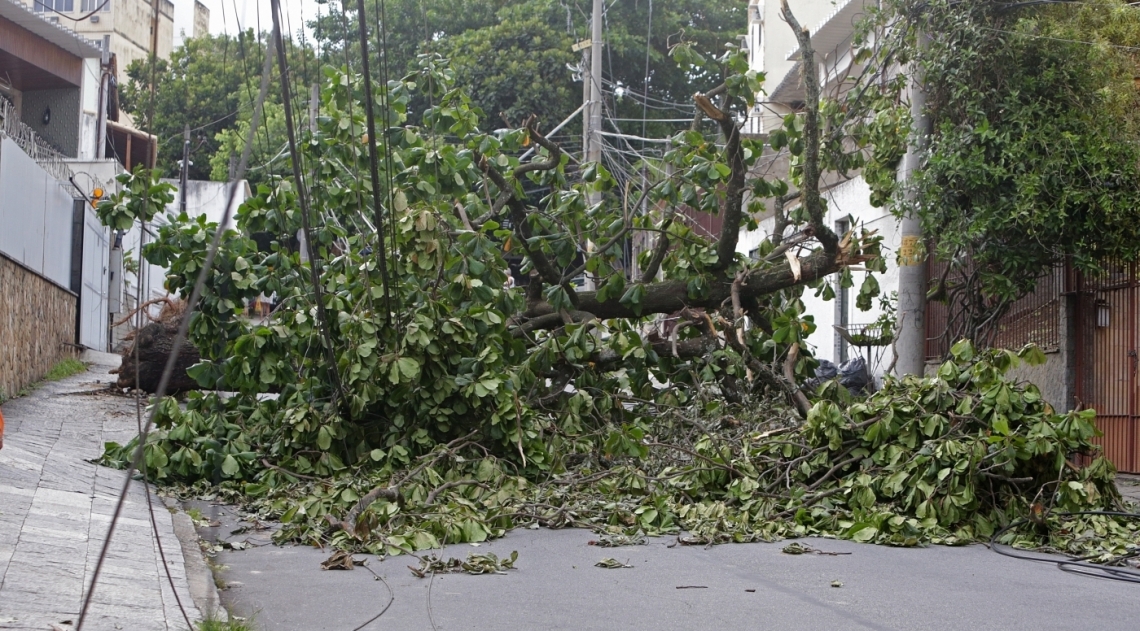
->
[[0, 355, 201, 630]]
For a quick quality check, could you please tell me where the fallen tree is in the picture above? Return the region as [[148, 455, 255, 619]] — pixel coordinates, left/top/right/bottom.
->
[[104, 342, 1135, 558], [96, 1, 1138, 561]]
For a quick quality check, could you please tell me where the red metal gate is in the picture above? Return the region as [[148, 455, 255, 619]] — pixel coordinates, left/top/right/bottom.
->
[[1076, 260, 1140, 473]]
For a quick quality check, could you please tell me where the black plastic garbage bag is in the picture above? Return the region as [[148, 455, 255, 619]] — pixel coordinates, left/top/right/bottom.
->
[[805, 359, 838, 391], [838, 357, 871, 395]]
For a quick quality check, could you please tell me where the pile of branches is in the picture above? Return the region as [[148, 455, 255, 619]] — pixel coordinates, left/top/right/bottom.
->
[[107, 342, 1136, 560]]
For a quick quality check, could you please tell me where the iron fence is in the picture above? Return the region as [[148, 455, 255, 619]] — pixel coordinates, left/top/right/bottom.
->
[[925, 256, 1064, 361], [0, 97, 74, 182]]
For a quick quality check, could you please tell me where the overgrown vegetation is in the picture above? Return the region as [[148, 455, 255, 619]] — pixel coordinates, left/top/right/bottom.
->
[[99, 1, 1139, 562], [43, 358, 88, 382], [196, 613, 255, 631], [864, 0, 1140, 347]]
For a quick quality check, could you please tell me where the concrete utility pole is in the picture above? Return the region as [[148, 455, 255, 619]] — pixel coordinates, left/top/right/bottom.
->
[[587, 0, 603, 169], [179, 124, 189, 214], [579, 0, 603, 289], [96, 35, 110, 159], [895, 31, 932, 377], [299, 84, 319, 263]]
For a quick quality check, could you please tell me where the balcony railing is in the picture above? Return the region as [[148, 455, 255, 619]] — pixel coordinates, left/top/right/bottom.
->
[[0, 97, 74, 182]]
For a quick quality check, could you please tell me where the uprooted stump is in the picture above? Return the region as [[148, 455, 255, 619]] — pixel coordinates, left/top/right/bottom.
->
[[113, 322, 203, 393]]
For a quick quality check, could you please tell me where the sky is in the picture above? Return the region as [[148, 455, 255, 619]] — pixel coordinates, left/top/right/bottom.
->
[[174, 0, 321, 46]]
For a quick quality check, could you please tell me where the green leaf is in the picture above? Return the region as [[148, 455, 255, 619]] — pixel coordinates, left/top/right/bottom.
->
[[397, 357, 421, 380], [221, 454, 239, 477], [992, 415, 1011, 436]]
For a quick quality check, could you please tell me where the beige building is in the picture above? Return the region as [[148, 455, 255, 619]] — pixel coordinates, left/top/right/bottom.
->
[[21, 0, 175, 83], [191, 0, 206, 37]]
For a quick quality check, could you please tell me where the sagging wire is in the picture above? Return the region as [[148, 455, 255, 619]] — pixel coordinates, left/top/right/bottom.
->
[[376, 0, 405, 334], [351, 0, 395, 321], [271, 0, 345, 403], [353, 562, 396, 630], [990, 510, 1140, 583], [75, 11, 278, 630], [128, 0, 194, 626]]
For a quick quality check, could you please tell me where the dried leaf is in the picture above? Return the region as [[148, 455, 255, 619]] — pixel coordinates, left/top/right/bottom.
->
[[321, 550, 359, 570]]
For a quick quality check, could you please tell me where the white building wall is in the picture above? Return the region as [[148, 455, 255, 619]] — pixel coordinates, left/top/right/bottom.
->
[[738, 0, 903, 383], [738, 179, 896, 373], [160, 178, 250, 229], [0, 137, 75, 289]]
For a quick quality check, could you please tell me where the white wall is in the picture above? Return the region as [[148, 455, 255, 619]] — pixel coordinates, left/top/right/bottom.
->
[[78, 204, 110, 350], [738, 178, 898, 380], [160, 178, 249, 230], [0, 138, 76, 289]]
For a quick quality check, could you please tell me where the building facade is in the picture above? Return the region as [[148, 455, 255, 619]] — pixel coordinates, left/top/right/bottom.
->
[[740, 0, 897, 378], [22, 0, 175, 84], [0, 0, 111, 397]]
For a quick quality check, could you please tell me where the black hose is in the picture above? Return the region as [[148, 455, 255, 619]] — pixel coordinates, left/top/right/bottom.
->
[[989, 510, 1140, 584]]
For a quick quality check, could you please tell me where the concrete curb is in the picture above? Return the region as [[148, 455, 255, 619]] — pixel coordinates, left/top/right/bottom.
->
[[165, 496, 228, 623]]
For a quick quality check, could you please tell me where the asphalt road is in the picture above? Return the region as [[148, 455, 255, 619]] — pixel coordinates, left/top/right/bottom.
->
[[196, 503, 1140, 631]]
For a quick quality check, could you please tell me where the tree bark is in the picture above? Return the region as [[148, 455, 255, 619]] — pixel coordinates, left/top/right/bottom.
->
[[521, 248, 851, 325]]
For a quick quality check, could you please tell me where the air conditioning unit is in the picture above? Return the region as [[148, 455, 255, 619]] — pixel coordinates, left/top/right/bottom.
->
[[91, 15, 100, 23], [48, 16, 59, 23]]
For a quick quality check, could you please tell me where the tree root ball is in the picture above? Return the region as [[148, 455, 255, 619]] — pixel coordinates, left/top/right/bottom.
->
[[114, 323, 202, 394]]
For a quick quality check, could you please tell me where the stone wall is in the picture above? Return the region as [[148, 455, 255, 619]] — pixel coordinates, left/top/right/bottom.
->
[[0, 253, 77, 399]]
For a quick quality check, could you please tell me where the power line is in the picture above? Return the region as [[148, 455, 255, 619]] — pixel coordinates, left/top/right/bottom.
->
[[640, 0, 653, 149], [977, 25, 1140, 52]]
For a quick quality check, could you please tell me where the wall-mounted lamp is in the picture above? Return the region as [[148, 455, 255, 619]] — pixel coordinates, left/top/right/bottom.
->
[[42, 107, 51, 125], [1096, 300, 1111, 328]]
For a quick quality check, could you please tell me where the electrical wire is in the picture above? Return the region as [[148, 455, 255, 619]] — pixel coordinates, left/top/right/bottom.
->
[[977, 25, 1140, 53], [990, 510, 1140, 583], [31, 0, 110, 22], [353, 562, 396, 630], [74, 12, 276, 630]]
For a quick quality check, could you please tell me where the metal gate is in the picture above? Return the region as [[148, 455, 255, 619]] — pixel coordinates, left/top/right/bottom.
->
[[1076, 260, 1140, 473]]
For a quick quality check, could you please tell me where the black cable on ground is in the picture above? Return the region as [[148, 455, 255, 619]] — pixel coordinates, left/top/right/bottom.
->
[[990, 510, 1140, 583], [354, 562, 396, 630]]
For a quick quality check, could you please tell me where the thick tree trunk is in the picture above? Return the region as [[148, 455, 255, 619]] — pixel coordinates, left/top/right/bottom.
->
[[521, 249, 844, 324], [115, 323, 202, 393]]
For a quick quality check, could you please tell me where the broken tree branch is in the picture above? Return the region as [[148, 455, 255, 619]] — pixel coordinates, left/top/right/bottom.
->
[[784, 342, 812, 418], [780, 0, 838, 255]]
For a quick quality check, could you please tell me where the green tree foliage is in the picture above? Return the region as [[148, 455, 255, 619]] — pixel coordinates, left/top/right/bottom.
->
[[867, 0, 1140, 345], [120, 32, 319, 181], [435, 1, 577, 126], [312, 0, 744, 135]]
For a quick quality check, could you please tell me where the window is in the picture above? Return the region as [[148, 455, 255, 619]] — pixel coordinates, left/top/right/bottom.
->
[[81, 0, 110, 11], [35, 0, 75, 12]]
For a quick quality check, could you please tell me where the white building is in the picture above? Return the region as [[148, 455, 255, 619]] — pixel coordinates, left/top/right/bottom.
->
[[739, 0, 897, 378]]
